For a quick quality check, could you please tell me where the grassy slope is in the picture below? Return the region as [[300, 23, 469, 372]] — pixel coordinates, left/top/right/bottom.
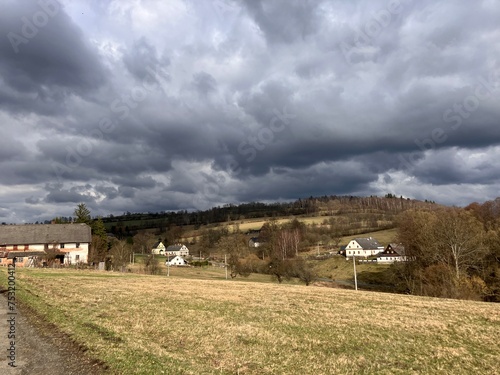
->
[[340, 227, 398, 246], [1, 268, 499, 375]]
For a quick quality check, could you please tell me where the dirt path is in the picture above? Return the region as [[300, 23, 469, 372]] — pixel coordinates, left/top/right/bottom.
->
[[0, 294, 108, 375]]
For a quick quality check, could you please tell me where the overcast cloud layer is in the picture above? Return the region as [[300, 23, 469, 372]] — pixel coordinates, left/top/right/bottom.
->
[[1, 0, 499, 223]]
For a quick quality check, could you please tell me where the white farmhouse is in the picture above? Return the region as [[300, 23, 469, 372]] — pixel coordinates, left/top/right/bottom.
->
[[166, 244, 189, 257], [377, 244, 407, 263], [345, 237, 384, 258], [0, 224, 92, 266], [151, 241, 166, 255], [166, 256, 187, 266]]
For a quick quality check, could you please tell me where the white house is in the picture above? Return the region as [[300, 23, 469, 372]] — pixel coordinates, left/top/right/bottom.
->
[[248, 237, 262, 247], [345, 237, 384, 258], [377, 244, 407, 263], [0, 224, 92, 266], [166, 255, 187, 266], [166, 244, 189, 256], [151, 241, 166, 255]]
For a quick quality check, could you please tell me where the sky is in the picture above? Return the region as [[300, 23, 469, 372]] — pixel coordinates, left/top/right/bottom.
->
[[1, 0, 499, 223]]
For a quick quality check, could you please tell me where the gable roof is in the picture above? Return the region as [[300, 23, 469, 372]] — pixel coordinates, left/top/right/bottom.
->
[[353, 237, 383, 250], [152, 241, 164, 249], [0, 224, 91, 246], [166, 255, 186, 264], [166, 244, 187, 251], [383, 243, 406, 255]]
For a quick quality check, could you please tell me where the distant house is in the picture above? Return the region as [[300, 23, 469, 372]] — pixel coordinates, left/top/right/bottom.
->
[[166, 255, 187, 266], [248, 237, 262, 248], [151, 241, 166, 255], [345, 237, 384, 258], [166, 244, 189, 257], [0, 224, 92, 267], [377, 243, 407, 263]]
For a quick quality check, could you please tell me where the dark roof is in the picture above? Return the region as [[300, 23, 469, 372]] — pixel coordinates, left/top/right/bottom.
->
[[166, 244, 186, 251], [353, 237, 383, 250], [0, 224, 91, 246], [382, 243, 406, 256], [152, 241, 163, 248]]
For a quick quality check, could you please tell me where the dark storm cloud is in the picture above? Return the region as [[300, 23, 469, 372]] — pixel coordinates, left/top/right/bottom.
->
[[44, 184, 94, 204], [0, 0, 106, 116], [241, 0, 321, 44], [1, 0, 500, 222], [192, 72, 217, 96], [123, 37, 170, 82]]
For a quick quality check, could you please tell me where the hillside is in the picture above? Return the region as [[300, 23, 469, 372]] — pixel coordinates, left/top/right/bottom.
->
[[2, 268, 498, 375], [100, 195, 440, 237]]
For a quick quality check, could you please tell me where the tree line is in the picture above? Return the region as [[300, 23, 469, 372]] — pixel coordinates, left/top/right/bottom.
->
[[391, 199, 500, 301], [101, 195, 436, 236]]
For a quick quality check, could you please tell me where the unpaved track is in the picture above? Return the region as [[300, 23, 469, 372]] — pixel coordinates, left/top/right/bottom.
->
[[0, 294, 108, 375]]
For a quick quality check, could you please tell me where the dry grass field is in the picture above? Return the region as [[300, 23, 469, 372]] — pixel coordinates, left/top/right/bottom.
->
[[1, 268, 499, 375]]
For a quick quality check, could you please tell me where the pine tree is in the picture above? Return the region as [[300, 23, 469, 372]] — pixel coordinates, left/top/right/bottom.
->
[[91, 217, 107, 241], [74, 203, 91, 224]]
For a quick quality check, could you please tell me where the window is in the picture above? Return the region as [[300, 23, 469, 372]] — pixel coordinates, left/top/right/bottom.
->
[[76, 243, 80, 248], [60, 243, 65, 249], [44, 244, 49, 250], [17, 257, 23, 262], [13, 245, 18, 250], [24, 244, 29, 250], [75, 255, 80, 261]]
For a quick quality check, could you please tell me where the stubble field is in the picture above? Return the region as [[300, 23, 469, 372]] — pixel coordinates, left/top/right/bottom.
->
[[1, 268, 499, 374]]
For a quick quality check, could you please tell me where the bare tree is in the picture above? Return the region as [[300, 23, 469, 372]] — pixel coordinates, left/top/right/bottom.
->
[[110, 239, 132, 271], [133, 232, 156, 254], [434, 208, 486, 280], [276, 229, 300, 260], [217, 234, 249, 278], [89, 235, 108, 264], [292, 257, 317, 286]]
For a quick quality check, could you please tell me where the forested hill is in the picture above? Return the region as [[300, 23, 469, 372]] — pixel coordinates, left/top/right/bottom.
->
[[100, 195, 439, 235]]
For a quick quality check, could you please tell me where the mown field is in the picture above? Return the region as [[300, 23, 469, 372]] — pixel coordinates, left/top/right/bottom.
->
[[1, 268, 498, 375]]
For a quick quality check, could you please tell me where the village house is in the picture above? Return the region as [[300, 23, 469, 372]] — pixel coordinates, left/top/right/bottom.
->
[[345, 237, 384, 258], [151, 241, 166, 255], [0, 224, 92, 267], [166, 255, 187, 266], [248, 237, 262, 248], [166, 244, 189, 257], [377, 243, 407, 263]]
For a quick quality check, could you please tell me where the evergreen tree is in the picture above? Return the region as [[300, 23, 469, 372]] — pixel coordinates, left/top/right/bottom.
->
[[74, 203, 91, 224], [91, 217, 108, 241]]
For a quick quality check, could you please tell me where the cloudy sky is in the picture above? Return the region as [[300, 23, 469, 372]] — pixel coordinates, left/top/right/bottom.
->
[[1, 0, 499, 223]]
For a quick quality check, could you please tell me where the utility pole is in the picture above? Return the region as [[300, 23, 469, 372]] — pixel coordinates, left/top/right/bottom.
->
[[167, 256, 170, 277], [225, 254, 228, 280], [353, 255, 358, 291]]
